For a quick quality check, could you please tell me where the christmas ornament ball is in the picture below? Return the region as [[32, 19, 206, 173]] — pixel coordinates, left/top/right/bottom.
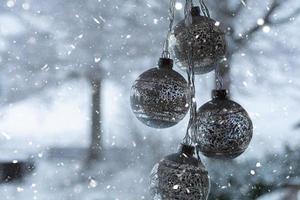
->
[[130, 58, 190, 129], [171, 6, 226, 74], [194, 90, 253, 159], [150, 144, 210, 200]]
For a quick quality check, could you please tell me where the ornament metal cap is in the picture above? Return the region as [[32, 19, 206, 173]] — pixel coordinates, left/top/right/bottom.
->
[[212, 89, 229, 99], [180, 144, 195, 157], [165, 144, 198, 166], [158, 58, 173, 69], [191, 6, 201, 17]]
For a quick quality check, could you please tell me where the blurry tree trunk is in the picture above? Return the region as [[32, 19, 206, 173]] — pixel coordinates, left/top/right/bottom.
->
[[87, 78, 103, 162]]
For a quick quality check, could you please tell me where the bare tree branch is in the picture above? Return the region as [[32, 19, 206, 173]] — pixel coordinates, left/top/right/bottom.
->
[[232, 0, 300, 52], [274, 7, 300, 25], [234, 0, 280, 46], [233, 0, 248, 16]]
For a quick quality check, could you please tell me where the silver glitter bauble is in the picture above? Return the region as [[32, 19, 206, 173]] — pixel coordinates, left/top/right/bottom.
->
[[171, 7, 226, 74], [130, 58, 190, 129], [193, 90, 253, 159], [150, 145, 210, 200]]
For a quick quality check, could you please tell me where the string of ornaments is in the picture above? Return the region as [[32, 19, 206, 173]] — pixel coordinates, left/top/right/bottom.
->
[[130, 0, 253, 199]]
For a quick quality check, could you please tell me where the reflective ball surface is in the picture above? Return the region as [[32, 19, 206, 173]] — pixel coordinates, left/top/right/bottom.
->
[[193, 90, 253, 159], [150, 145, 210, 200], [130, 58, 189, 129], [171, 7, 226, 74]]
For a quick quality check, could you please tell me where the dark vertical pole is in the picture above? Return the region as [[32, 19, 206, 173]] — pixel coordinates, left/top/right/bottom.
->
[[87, 78, 102, 162]]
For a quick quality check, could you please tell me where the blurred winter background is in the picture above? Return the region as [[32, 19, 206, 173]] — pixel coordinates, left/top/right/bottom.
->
[[0, 0, 300, 199]]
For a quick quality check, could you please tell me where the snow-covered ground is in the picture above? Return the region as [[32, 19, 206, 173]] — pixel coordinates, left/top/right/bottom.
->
[[0, 79, 299, 199], [0, 156, 150, 200]]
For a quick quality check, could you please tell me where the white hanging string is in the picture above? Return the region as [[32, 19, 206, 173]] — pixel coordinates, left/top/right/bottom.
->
[[161, 0, 176, 58], [184, 0, 193, 27], [199, 0, 210, 17], [216, 64, 224, 90], [183, 0, 197, 146]]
